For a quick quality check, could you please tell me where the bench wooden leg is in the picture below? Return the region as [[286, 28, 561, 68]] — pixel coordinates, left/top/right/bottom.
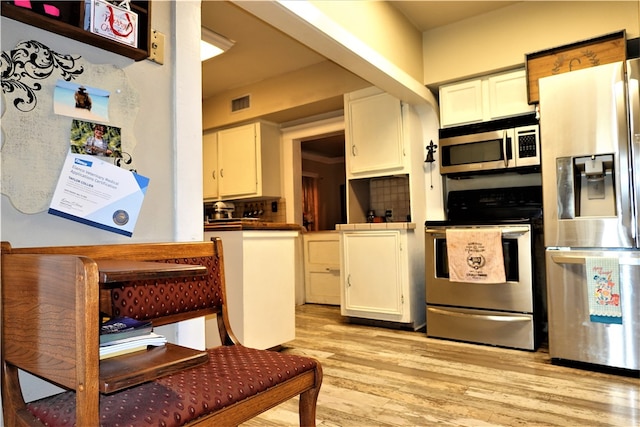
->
[[2, 362, 41, 427], [299, 364, 323, 427]]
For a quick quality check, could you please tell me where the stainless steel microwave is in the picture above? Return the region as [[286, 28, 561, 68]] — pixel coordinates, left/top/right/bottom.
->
[[439, 124, 540, 175]]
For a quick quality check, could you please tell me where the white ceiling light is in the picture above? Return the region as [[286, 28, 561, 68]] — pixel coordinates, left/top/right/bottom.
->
[[201, 27, 235, 61]]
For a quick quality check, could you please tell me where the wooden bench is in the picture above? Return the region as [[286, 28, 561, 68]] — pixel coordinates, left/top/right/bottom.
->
[[1, 239, 322, 426]]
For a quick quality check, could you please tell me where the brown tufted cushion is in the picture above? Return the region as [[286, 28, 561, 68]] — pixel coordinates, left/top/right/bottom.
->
[[110, 256, 223, 321], [27, 345, 318, 427]]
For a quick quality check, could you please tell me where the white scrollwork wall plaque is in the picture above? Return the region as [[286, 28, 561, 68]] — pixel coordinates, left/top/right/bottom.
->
[[1, 40, 140, 214]]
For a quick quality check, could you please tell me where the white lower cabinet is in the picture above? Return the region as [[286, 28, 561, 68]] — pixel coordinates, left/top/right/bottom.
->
[[204, 230, 297, 349], [340, 229, 413, 324], [303, 231, 340, 305]]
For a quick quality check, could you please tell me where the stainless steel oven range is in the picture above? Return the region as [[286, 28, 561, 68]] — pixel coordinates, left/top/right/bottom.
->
[[425, 186, 546, 350]]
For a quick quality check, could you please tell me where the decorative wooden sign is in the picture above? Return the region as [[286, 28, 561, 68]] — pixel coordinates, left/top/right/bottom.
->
[[525, 30, 626, 104], [89, 0, 138, 48]]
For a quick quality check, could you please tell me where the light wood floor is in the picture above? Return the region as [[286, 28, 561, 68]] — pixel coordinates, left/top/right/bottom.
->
[[245, 304, 639, 427]]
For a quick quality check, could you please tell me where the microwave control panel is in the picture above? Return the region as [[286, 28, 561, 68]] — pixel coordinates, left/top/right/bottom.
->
[[518, 133, 538, 158], [515, 125, 540, 167]]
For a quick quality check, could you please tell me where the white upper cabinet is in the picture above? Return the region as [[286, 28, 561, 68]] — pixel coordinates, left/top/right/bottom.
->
[[203, 122, 281, 201], [202, 131, 219, 200], [487, 70, 533, 120], [217, 123, 259, 198], [345, 87, 406, 178], [439, 69, 534, 128], [439, 79, 484, 127]]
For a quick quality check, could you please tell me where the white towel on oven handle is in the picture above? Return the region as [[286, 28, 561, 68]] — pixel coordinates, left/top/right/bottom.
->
[[446, 228, 506, 284]]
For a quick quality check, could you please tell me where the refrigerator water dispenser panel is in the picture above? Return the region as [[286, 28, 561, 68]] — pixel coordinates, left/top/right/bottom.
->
[[556, 155, 616, 219], [582, 156, 607, 199], [576, 154, 616, 217]]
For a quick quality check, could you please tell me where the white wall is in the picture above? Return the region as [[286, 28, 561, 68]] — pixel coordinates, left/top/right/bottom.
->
[[310, 0, 424, 82], [0, 0, 203, 415], [1, 2, 203, 247], [423, 1, 640, 86]]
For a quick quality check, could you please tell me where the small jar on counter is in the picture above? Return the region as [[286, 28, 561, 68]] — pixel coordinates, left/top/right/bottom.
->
[[366, 210, 375, 223]]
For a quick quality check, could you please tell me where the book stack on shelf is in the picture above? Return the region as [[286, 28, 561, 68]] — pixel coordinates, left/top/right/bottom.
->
[[99, 315, 167, 360]]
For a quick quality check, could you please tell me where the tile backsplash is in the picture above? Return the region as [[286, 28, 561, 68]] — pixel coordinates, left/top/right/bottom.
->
[[369, 176, 411, 222]]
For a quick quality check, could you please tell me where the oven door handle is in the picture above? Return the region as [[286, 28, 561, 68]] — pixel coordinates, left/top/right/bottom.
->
[[428, 307, 530, 322], [425, 226, 530, 238]]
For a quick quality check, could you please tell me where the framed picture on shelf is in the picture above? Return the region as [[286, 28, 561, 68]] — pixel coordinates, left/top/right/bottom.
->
[[88, 0, 138, 48], [525, 30, 626, 104]]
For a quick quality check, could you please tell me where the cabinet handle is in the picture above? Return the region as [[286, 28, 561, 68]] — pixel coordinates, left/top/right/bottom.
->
[[220, 168, 224, 178], [351, 144, 358, 156], [347, 274, 352, 287], [325, 267, 339, 272], [212, 170, 216, 180]]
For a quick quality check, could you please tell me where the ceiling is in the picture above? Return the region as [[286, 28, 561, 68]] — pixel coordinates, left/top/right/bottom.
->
[[201, 1, 520, 158], [201, 1, 519, 99]]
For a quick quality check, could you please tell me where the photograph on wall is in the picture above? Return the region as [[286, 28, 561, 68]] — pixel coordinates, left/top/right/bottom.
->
[[54, 80, 110, 122], [69, 119, 121, 158]]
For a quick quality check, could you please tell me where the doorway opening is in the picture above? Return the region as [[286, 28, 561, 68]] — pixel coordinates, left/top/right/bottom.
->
[[301, 134, 346, 231], [302, 174, 319, 231]]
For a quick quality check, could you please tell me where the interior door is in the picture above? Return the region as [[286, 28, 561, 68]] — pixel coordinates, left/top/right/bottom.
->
[[304, 232, 340, 305]]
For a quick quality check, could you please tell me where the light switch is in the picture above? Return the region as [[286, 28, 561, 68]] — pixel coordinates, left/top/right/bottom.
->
[[148, 29, 165, 65]]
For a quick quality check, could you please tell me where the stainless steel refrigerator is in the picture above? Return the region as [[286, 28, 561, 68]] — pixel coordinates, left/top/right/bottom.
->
[[539, 58, 639, 371]]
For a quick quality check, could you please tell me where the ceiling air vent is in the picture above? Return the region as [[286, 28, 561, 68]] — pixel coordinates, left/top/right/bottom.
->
[[231, 95, 250, 112]]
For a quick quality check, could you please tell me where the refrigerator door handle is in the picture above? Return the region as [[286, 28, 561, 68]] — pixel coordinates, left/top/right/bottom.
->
[[551, 254, 640, 266], [628, 59, 640, 245], [428, 307, 530, 322]]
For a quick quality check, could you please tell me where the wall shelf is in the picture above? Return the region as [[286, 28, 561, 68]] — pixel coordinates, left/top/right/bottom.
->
[[96, 259, 208, 285], [1, 1, 151, 61], [99, 343, 208, 394]]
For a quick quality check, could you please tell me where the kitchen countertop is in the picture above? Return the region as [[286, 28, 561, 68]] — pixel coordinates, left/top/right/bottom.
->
[[204, 219, 302, 231]]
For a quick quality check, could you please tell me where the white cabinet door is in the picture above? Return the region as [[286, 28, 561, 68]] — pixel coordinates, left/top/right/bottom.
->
[[345, 89, 405, 177], [488, 69, 533, 120], [202, 131, 218, 200], [341, 230, 405, 320], [207, 121, 281, 201], [217, 123, 258, 198], [439, 79, 484, 127], [439, 69, 534, 128], [303, 232, 340, 305]]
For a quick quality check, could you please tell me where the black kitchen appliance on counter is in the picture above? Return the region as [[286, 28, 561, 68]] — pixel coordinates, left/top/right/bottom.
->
[[425, 185, 546, 350]]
